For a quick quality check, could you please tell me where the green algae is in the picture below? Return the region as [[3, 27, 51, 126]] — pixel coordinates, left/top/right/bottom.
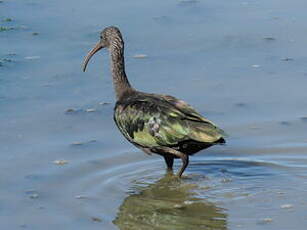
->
[[0, 26, 14, 32], [2, 18, 12, 22]]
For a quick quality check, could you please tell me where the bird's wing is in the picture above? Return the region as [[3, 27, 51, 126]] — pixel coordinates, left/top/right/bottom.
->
[[158, 94, 217, 123], [156, 95, 228, 141], [114, 94, 225, 149]]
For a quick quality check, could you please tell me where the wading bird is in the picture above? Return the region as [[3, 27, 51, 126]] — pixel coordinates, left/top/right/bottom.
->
[[83, 26, 226, 177]]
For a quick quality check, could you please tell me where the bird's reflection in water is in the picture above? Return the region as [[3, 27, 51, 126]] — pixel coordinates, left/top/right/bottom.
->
[[113, 174, 227, 230]]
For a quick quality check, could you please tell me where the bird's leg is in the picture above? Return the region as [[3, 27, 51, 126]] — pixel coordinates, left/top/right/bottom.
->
[[177, 154, 189, 178], [152, 147, 189, 178], [163, 155, 174, 171]]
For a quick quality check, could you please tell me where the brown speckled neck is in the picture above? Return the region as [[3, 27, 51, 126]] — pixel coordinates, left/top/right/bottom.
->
[[106, 28, 134, 100]]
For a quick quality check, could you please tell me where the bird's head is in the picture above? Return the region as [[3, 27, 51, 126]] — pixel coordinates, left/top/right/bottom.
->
[[82, 26, 123, 72]]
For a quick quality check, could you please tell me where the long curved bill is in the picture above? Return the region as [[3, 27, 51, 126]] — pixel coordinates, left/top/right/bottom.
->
[[82, 42, 104, 72]]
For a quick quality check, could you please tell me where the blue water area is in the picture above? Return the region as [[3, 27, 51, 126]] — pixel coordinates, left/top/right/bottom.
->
[[1, 0, 307, 229]]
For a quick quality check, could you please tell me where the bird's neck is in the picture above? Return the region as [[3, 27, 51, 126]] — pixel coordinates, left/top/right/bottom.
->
[[109, 43, 133, 100]]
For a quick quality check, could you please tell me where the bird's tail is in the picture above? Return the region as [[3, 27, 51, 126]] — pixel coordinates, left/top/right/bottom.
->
[[187, 120, 225, 143]]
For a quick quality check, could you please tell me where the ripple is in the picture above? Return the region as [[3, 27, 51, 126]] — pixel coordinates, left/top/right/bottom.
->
[[37, 147, 307, 230]]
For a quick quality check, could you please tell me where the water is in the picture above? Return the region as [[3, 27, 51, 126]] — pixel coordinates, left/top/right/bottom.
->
[[1, 0, 307, 229]]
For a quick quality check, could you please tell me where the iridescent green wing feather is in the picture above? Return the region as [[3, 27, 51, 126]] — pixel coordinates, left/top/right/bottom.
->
[[155, 94, 226, 137], [114, 93, 225, 149], [114, 96, 187, 148]]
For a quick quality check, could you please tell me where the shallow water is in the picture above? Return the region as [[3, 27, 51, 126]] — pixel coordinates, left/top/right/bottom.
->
[[1, 0, 307, 229]]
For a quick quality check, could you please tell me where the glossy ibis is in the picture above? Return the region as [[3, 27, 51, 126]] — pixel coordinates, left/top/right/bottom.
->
[[83, 26, 226, 177]]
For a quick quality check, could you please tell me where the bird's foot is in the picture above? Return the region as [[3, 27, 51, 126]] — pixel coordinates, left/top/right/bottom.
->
[[165, 167, 174, 176]]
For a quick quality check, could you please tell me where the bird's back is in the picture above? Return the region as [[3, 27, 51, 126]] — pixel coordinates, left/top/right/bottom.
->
[[114, 91, 225, 154]]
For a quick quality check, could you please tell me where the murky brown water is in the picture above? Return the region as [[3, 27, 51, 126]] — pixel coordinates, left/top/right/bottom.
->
[[1, 0, 307, 229]]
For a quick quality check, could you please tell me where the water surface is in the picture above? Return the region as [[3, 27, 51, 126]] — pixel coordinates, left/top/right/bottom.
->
[[1, 0, 307, 229]]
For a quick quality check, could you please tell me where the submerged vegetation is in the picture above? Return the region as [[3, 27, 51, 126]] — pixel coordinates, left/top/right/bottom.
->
[[2, 18, 12, 22], [0, 17, 31, 32], [0, 26, 14, 32], [0, 17, 13, 31], [0, 58, 12, 67]]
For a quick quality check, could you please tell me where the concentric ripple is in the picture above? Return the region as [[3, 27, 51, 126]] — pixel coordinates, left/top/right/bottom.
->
[[40, 146, 307, 230]]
